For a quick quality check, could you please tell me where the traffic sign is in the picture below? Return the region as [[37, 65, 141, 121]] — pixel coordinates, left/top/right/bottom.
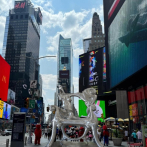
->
[[29, 99, 35, 109], [30, 80, 37, 88]]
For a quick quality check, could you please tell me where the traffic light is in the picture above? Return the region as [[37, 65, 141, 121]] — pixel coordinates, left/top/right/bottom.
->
[[47, 107, 49, 112], [24, 98, 30, 108]]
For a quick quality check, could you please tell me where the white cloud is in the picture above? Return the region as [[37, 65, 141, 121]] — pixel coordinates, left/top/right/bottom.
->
[[73, 77, 79, 93], [41, 74, 57, 91], [73, 48, 84, 58], [0, 0, 13, 15]]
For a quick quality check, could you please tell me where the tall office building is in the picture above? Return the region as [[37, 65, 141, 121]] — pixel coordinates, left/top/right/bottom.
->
[[39, 74, 42, 97], [2, 0, 42, 107], [89, 12, 105, 51], [83, 38, 91, 53], [56, 35, 73, 107]]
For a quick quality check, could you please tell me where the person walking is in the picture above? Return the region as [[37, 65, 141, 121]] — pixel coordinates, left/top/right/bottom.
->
[[103, 129, 109, 146], [34, 124, 42, 145], [124, 129, 128, 141], [100, 129, 103, 141], [47, 126, 51, 140], [136, 130, 142, 143], [58, 129, 62, 140], [44, 128, 47, 138], [131, 130, 137, 143]]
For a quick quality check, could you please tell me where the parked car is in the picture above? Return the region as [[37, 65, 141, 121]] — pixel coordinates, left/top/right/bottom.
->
[[1, 129, 12, 136]]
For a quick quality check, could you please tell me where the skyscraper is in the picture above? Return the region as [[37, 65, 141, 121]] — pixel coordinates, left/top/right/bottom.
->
[[2, 0, 42, 107], [89, 12, 105, 51], [56, 35, 73, 107]]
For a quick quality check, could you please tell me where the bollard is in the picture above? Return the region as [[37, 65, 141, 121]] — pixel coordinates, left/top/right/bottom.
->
[[6, 139, 9, 147], [25, 136, 27, 145]]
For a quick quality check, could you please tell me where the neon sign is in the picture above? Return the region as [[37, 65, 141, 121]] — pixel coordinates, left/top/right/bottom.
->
[[15, 2, 26, 9]]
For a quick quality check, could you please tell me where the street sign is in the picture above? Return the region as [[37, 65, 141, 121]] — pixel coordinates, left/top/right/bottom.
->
[[29, 100, 35, 109], [30, 80, 37, 88], [34, 89, 40, 97]]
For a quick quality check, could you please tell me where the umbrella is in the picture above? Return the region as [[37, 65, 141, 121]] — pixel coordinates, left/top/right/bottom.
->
[[116, 118, 124, 122], [105, 117, 115, 122], [124, 118, 129, 122]]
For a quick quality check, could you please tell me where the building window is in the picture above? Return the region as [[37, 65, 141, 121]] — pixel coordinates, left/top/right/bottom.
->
[[20, 15, 23, 19], [11, 16, 13, 19], [25, 15, 28, 19], [16, 15, 18, 19]]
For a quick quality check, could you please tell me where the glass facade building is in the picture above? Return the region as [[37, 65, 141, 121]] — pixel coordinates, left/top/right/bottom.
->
[[56, 35, 73, 106], [2, 0, 42, 108], [83, 38, 91, 53]]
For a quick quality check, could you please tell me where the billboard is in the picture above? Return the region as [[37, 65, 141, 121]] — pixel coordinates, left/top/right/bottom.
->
[[0, 100, 11, 120], [37, 8, 43, 25], [79, 100, 105, 121], [59, 70, 69, 79], [14, 1, 26, 12], [7, 89, 15, 105], [79, 53, 89, 92], [108, 0, 147, 88], [0, 55, 10, 102], [103, 47, 106, 81], [37, 97, 43, 116], [79, 48, 103, 94]]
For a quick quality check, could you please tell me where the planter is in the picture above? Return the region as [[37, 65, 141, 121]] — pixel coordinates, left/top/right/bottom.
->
[[112, 138, 122, 146]]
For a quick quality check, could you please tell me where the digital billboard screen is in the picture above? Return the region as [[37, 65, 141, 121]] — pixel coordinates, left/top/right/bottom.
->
[[108, 0, 147, 88], [0, 55, 10, 102], [79, 54, 89, 92], [7, 89, 15, 105], [0, 100, 11, 120], [59, 70, 69, 79], [79, 100, 105, 121], [14, 1, 26, 12], [37, 97, 43, 116]]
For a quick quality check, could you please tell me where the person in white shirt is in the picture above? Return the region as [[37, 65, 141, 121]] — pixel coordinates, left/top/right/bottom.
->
[[136, 130, 142, 143], [124, 129, 128, 141]]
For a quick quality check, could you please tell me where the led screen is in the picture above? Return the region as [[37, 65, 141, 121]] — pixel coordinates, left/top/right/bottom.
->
[[7, 89, 15, 105], [108, 0, 147, 88], [79, 100, 106, 121], [37, 97, 43, 116], [0, 100, 11, 120], [103, 47, 106, 81], [0, 55, 10, 102]]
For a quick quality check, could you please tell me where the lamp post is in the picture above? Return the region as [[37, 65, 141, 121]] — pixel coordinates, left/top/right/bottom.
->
[[15, 55, 56, 144]]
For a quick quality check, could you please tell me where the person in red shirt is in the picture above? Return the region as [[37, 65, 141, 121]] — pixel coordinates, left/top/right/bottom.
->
[[34, 124, 42, 145], [78, 127, 84, 142]]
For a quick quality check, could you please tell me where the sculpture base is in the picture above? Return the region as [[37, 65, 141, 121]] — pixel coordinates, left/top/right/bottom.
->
[[47, 141, 98, 147]]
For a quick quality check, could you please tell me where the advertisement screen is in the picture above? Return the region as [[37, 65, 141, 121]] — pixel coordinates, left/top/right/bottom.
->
[[37, 97, 43, 116], [79, 100, 105, 121], [0, 55, 10, 102], [109, 0, 147, 88], [7, 89, 15, 105], [103, 47, 106, 81], [79, 48, 103, 94], [59, 70, 69, 79], [79, 54, 89, 92], [0, 100, 11, 120]]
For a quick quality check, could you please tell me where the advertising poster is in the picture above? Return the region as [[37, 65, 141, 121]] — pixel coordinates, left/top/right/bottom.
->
[[37, 97, 43, 116], [0, 55, 10, 102], [3, 102, 11, 120], [108, 0, 147, 88], [7, 89, 15, 105], [103, 47, 106, 81], [0, 100, 4, 118], [79, 100, 106, 121]]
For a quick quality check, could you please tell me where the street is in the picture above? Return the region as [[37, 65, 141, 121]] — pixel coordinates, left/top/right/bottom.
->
[[0, 134, 129, 147]]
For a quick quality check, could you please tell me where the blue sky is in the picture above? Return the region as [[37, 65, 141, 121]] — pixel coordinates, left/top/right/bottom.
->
[[0, 0, 104, 120]]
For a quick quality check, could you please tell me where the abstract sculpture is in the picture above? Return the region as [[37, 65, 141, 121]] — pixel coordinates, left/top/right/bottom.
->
[[46, 85, 104, 147]]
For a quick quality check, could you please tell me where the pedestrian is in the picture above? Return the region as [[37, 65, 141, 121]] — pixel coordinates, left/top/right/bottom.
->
[[47, 126, 51, 140], [58, 129, 62, 140], [79, 127, 84, 142], [131, 130, 137, 143], [100, 129, 103, 141], [34, 124, 42, 145], [56, 128, 59, 139], [124, 129, 128, 141], [45, 128, 47, 138], [88, 130, 93, 141], [103, 129, 109, 146], [136, 130, 142, 143], [97, 129, 101, 140]]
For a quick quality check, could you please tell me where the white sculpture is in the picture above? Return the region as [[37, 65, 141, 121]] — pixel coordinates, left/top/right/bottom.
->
[[46, 85, 104, 147]]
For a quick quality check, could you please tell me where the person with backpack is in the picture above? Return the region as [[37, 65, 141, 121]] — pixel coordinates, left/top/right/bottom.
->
[[103, 129, 109, 146]]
